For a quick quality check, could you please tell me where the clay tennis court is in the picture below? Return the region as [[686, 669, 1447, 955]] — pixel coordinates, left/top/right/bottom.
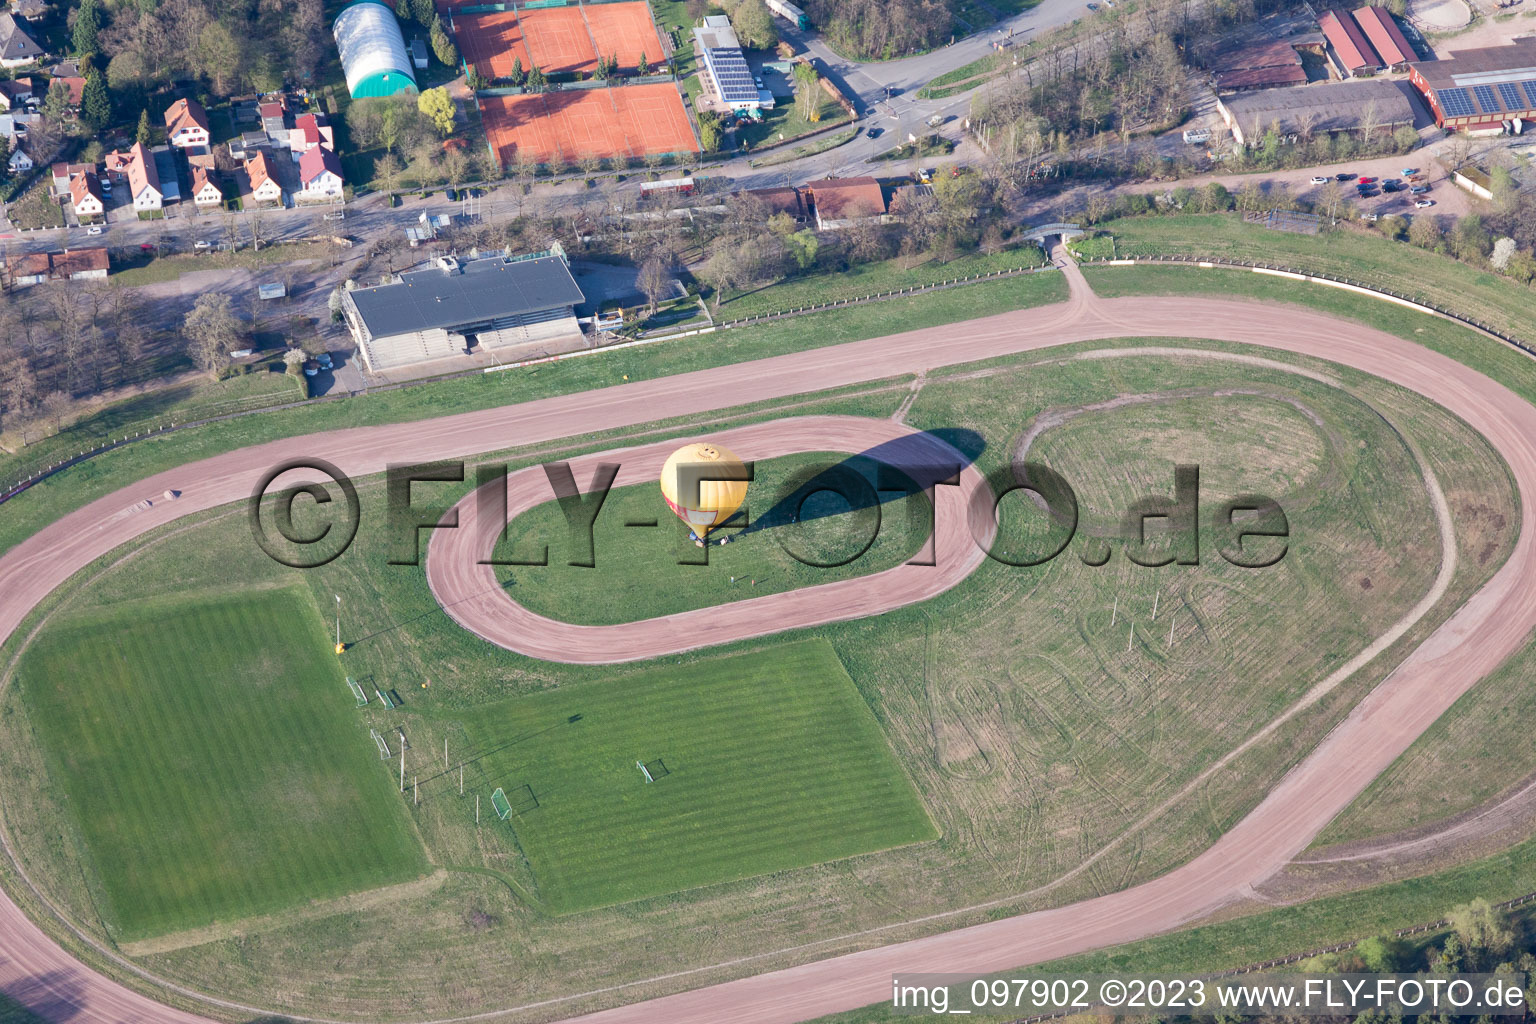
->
[[452, 11, 531, 81], [519, 6, 599, 73], [480, 82, 698, 166], [583, 2, 666, 70]]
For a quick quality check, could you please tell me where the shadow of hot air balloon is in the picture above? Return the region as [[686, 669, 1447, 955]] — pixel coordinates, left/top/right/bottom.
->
[[739, 427, 984, 536]]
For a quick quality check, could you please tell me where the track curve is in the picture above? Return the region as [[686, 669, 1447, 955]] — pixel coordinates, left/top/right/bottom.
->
[[0, 258, 1532, 1024], [424, 416, 992, 664]]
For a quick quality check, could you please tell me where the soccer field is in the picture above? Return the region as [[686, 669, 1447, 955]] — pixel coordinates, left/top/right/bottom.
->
[[17, 586, 428, 941], [465, 639, 937, 912]]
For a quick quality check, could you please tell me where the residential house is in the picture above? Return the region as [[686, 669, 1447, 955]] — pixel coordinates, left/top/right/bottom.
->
[[50, 160, 89, 196], [9, 0, 47, 18], [7, 142, 32, 173], [805, 177, 886, 230], [69, 170, 104, 219], [259, 98, 286, 138], [7, 247, 108, 286], [228, 129, 267, 161], [164, 97, 210, 148], [55, 75, 84, 107], [743, 185, 805, 221], [0, 76, 32, 110], [125, 141, 164, 210], [190, 165, 223, 208], [246, 150, 283, 204], [102, 148, 132, 178], [288, 111, 334, 154], [0, 12, 42, 68], [297, 144, 343, 199]]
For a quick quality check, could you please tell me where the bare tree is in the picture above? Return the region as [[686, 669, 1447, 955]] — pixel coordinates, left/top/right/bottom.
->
[[183, 293, 243, 378], [638, 253, 670, 314]]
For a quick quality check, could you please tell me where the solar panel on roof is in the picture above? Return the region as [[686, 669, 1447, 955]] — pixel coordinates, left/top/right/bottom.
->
[[1524, 80, 1536, 108], [1438, 86, 1474, 117], [1499, 82, 1525, 112], [1473, 84, 1501, 113]]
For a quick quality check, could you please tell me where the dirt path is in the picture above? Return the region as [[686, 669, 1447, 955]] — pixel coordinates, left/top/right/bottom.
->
[[0, 247, 1532, 1024]]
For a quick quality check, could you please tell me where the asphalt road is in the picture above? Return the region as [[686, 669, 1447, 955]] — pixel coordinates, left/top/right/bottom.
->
[[0, 253, 1534, 1024]]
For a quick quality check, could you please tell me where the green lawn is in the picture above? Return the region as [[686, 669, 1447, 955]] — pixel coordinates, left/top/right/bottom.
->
[[17, 586, 429, 941], [465, 640, 936, 912], [716, 250, 1050, 320], [499, 451, 932, 625], [1093, 214, 1536, 344]]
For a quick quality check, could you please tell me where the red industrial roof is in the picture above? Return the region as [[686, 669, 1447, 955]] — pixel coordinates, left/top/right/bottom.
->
[[1319, 10, 1380, 73], [1351, 6, 1413, 68]]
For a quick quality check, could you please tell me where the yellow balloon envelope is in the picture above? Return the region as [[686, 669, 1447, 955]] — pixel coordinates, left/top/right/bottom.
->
[[660, 442, 748, 539]]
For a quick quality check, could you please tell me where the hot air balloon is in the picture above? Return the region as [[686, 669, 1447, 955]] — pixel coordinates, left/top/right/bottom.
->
[[660, 442, 749, 546]]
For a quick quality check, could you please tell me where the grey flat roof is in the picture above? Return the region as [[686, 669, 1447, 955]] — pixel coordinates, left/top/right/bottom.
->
[[350, 254, 585, 335], [1220, 79, 1415, 133]]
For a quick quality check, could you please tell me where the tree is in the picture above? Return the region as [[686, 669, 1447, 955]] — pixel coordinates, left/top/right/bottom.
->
[[80, 70, 111, 131], [442, 144, 470, 187], [42, 390, 71, 433], [194, 21, 241, 96], [730, 0, 777, 49], [184, 293, 242, 378], [578, 150, 602, 180], [638, 253, 669, 313], [1355, 936, 1407, 973], [284, 347, 308, 378], [430, 16, 458, 67], [792, 61, 819, 121], [526, 63, 546, 92], [42, 79, 72, 121], [698, 110, 722, 152], [136, 108, 152, 145], [411, 0, 435, 26], [1492, 236, 1518, 272], [784, 228, 818, 270], [72, 0, 101, 56], [1449, 900, 1516, 970], [418, 87, 455, 136], [1409, 212, 1442, 252], [509, 56, 525, 86], [375, 151, 402, 194], [637, 53, 649, 77]]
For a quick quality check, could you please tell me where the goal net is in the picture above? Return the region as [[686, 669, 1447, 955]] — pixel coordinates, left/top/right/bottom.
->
[[347, 677, 368, 706], [490, 787, 513, 820]]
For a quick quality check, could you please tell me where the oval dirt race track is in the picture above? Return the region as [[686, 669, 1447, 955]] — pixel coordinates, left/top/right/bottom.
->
[[0, 257, 1533, 1024], [425, 416, 992, 663]]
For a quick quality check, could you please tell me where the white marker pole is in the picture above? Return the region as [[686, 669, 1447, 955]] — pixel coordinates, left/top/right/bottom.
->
[[1110, 595, 1117, 628], [335, 594, 341, 647], [1151, 591, 1159, 621], [1169, 614, 1176, 646], [400, 745, 405, 793], [1127, 622, 1134, 653]]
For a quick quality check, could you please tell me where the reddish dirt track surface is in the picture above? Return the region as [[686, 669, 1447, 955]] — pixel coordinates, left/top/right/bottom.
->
[[0, 254, 1535, 1024], [425, 417, 992, 662]]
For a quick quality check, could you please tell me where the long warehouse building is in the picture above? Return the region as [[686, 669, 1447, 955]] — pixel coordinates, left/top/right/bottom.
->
[[341, 249, 586, 371]]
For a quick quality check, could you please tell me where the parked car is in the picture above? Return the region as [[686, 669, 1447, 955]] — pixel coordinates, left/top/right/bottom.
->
[[1401, 167, 1418, 176], [1407, 174, 1425, 182], [1085, 3, 1098, 9], [194, 240, 211, 250], [303, 360, 319, 377], [1410, 184, 1430, 194], [317, 352, 333, 370], [1336, 172, 1356, 181], [1310, 176, 1329, 184], [323, 211, 345, 221], [1358, 176, 1377, 184], [446, 188, 459, 201], [1415, 199, 1435, 208], [866, 126, 883, 138], [1381, 181, 1400, 192], [86, 225, 102, 235]]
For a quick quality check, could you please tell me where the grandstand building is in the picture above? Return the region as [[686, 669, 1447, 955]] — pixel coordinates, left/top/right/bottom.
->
[[341, 247, 586, 372], [694, 16, 761, 112], [1409, 39, 1536, 133], [333, 0, 418, 98]]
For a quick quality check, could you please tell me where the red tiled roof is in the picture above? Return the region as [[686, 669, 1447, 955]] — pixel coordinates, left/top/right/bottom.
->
[[744, 186, 804, 219], [1351, 6, 1414, 67], [808, 177, 885, 222], [9, 251, 48, 278], [1214, 64, 1310, 89], [51, 247, 108, 277], [68, 170, 101, 207], [164, 97, 209, 137], [1319, 9, 1380, 72], [299, 144, 341, 185], [247, 150, 276, 192], [126, 141, 160, 199]]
